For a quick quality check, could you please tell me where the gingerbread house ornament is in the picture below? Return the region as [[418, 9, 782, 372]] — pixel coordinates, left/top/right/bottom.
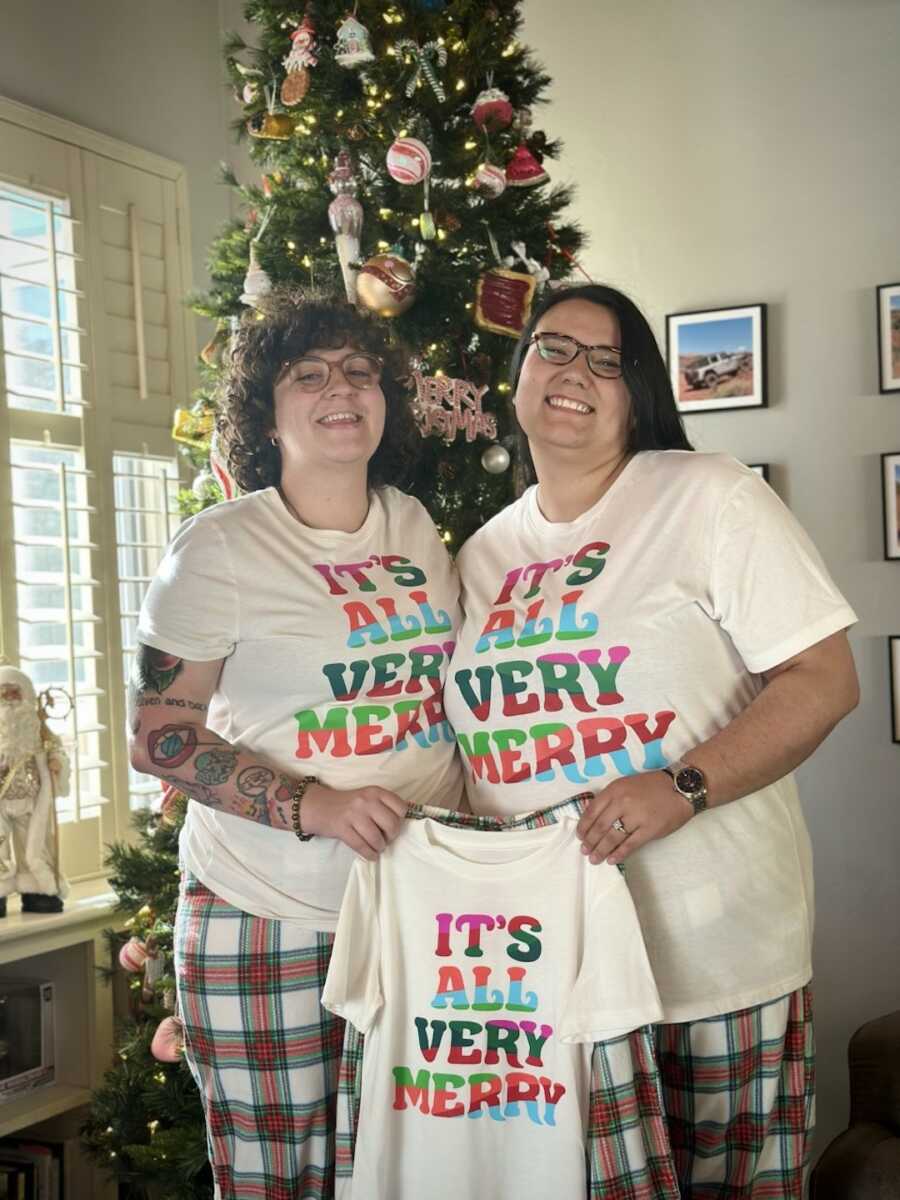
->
[[335, 15, 374, 67]]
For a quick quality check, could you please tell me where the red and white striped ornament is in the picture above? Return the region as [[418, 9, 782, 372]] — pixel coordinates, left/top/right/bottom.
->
[[475, 162, 507, 199], [119, 936, 149, 973], [386, 137, 432, 186]]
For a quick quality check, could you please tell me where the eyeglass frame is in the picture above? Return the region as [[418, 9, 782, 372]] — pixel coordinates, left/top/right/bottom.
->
[[275, 350, 384, 392], [528, 331, 627, 380]]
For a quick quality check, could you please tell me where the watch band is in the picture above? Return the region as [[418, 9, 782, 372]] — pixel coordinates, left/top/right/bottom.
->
[[663, 759, 708, 815]]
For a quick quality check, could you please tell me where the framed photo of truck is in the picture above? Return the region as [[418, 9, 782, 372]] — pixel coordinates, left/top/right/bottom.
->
[[877, 283, 900, 393], [883, 451, 900, 560], [667, 303, 767, 414]]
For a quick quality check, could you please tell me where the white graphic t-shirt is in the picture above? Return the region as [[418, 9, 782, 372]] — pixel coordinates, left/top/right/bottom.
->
[[321, 814, 662, 1200], [444, 452, 858, 1020], [138, 486, 463, 930]]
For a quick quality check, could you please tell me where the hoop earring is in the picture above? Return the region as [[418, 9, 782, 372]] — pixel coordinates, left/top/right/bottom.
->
[[269, 435, 278, 447]]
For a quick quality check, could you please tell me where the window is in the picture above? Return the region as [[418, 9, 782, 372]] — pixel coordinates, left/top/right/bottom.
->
[[113, 452, 180, 809], [0, 99, 194, 880]]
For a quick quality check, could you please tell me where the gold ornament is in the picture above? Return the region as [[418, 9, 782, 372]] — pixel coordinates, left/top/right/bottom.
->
[[248, 112, 295, 140], [172, 407, 215, 448], [356, 252, 416, 318]]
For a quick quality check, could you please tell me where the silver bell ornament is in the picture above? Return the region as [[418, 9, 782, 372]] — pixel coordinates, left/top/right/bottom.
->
[[481, 444, 510, 474]]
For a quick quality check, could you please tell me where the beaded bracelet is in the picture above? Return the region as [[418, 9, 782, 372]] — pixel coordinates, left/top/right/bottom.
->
[[290, 775, 318, 841]]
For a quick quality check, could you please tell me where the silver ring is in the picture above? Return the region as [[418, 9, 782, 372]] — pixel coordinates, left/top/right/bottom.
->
[[612, 818, 628, 835]]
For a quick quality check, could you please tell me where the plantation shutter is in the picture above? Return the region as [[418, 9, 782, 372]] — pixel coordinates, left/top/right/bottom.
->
[[0, 97, 194, 881]]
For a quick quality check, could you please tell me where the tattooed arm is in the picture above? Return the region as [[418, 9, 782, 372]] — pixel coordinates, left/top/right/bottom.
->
[[127, 644, 299, 829], [127, 644, 407, 857]]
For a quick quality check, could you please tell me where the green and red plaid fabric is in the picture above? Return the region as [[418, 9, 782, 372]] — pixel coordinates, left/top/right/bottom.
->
[[335, 797, 681, 1198], [175, 872, 343, 1200], [656, 985, 815, 1198]]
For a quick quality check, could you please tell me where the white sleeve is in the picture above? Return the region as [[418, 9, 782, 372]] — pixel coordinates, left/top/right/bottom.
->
[[708, 473, 857, 674], [321, 860, 383, 1034], [558, 866, 662, 1043], [137, 511, 238, 661]]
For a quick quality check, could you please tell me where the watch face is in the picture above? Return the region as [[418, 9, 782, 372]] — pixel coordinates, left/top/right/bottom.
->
[[676, 766, 705, 796]]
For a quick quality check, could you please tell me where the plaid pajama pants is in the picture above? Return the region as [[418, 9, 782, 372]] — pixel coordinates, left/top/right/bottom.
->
[[656, 985, 815, 1198], [174, 872, 343, 1200]]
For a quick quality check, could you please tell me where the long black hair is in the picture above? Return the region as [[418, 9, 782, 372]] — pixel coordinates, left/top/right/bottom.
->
[[509, 283, 692, 484]]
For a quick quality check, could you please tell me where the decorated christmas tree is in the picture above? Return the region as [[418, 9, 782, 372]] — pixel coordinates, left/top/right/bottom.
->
[[83, 2, 585, 1193], [181, 0, 586, 544]]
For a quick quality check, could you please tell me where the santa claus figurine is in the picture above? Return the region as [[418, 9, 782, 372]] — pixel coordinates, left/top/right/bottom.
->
[[0, 663, 69, 916]]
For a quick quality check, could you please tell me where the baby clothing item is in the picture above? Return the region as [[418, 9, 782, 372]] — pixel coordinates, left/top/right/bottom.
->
[[322, 800, 671, 1199]]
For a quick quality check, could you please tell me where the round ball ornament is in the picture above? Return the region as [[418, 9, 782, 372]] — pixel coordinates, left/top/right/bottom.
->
[[481, 443, 511, 474], [472, 85, 513, 132], [474, 162, 507, 199], [356, 252, 417, 318], [151, 1015, 185, 1063], [119, 936, 150, 973], [386, 137, 432, 186], [191, 470, 217, 501]]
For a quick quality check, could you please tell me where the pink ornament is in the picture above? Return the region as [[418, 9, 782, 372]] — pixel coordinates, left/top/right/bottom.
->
[[505, 144, 549, 188], [472, 85, 513, 132], [119, 936, 149, 973], [242, 82, 258, 104], [386, 137, 432, 186], [475, 162, 507, 199], [151, 1015, 185, 1063], [327, 149, 364, 303]]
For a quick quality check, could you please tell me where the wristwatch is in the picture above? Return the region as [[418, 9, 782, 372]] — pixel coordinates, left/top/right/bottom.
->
[[663, 759, 708, 815]]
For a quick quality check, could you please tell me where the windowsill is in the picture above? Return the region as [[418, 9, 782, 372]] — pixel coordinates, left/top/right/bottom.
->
[[0, 878, 119, 955]]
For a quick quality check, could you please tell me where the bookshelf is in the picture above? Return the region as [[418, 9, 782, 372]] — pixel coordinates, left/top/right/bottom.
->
[[0, 879, 120, 1199]]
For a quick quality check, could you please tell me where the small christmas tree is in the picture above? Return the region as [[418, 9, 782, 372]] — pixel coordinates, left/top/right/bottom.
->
[[81, 792, 213, 1199], [182, 0, 586, 544]]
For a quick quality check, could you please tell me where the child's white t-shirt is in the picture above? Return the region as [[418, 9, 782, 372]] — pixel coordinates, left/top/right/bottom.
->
[[444, 452, 858, 1020], [137, 486, 463, 930], [321, 814, 662, 1199]]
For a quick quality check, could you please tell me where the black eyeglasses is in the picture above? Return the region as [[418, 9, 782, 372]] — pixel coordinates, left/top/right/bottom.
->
[[529, 332, 624, 379], [277, 352, 383, 392]]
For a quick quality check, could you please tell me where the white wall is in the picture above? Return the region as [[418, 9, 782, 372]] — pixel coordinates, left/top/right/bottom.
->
[[523, 0, 900, 1154], [0, 0, 243, 345]]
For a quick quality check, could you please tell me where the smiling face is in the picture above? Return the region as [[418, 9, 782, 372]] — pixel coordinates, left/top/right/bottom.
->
[[514, 299, 632, 467], [270, 344, 387, 475]]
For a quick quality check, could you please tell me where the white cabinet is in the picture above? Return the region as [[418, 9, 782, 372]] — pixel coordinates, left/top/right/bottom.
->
[[0, 881, 120, 1199]]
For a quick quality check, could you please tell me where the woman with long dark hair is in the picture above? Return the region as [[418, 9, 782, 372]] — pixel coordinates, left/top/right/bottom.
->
[[444, 282, 859, 1196], [129, 290, 463, 1198]]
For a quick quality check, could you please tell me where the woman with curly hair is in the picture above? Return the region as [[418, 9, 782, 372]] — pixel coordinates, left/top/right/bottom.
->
[[129, 290, 463, 1198]]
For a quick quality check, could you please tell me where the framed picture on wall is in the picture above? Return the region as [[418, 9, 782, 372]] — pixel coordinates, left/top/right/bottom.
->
[[667, 303, 767, 414], [883, 452, 900, 560], [889, 638, 900, 744], [877, 283, 900, 393]]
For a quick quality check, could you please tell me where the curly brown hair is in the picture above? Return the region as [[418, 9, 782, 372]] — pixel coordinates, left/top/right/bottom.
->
[[216, 288, 420, 493]]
